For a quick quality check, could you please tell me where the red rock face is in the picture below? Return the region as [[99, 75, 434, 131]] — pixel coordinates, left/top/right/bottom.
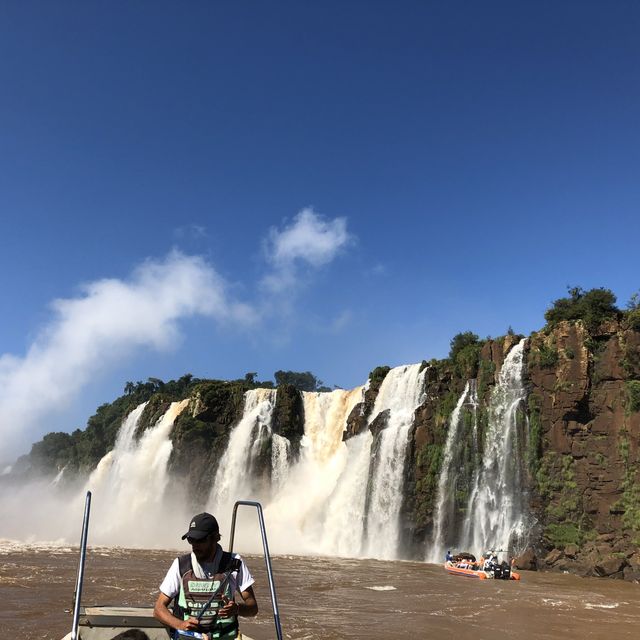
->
[[525, 319, 640, 578]]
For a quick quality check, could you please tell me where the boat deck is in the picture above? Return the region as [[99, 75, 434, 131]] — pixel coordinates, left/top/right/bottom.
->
[[62, 606, 255, 640]]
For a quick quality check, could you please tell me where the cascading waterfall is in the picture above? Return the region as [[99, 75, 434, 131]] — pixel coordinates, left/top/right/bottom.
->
[[459, 339, 529, 556], [270, 434, 291, 492], [4, 351, 532, 560], [83, 399, 189, 545], [50, 464, 67, 486], [207, 388, 277, 515], [364, 364, 427, 559], [427, 380, 478, 562], [264, 387, 364, 556], [319, 428, 372, 557]]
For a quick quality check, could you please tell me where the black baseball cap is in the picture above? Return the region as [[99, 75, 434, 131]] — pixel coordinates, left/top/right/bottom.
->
[[181, 512, 219, 540]]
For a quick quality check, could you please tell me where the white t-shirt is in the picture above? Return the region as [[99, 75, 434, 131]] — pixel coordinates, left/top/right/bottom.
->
[[160, 546, 254, 599]]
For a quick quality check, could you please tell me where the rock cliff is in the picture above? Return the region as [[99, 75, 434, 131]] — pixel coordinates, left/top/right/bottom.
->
[[526, 319, 640, 580]]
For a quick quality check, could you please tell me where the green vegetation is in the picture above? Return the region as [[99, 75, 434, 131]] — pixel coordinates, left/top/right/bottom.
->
[[435, 389, 460, 432], [527, 394, 543, 475], [368, 365, 391, 388], [414, 443, 444, 525], [536, 452, 593, 548], [538, 342, 559, 368], [274, 370, 330, 392], [124, 374, 198, 398], [477, 359, 495, 399], [22, 374, 228, 476], [624, 309, 640, 331], [619, 469, 640, 544], [544, 523, 583, 547], [527, 334, 559, 370], [449, 331, 483, 378], [625, 380, 640, 414], [622, 292, 640, 330], [28, 432, 76, 472], [544, 286, 619, 331], [612, 427, 640, 544]]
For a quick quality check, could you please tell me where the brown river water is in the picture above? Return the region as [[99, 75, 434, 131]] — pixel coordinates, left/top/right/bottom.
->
[[1, 543, 639, 640]]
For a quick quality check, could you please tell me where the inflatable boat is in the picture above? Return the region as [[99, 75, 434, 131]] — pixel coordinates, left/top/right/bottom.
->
[[444, 552, 521, 580]]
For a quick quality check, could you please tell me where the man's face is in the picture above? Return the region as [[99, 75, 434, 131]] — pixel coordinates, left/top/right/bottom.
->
[[187, 533, 217, 563]]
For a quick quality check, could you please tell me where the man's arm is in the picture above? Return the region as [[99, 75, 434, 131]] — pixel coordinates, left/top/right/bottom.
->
[[153, 592, 200, 631], [218, 585, 258, 618]]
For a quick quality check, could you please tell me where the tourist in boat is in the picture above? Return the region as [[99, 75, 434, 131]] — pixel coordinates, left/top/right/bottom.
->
[[153, 512, 258, 639], [446, 550, 453, 562]]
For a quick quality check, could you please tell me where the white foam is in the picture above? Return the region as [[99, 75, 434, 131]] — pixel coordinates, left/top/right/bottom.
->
[[584, 602, 619, 610], [366, 585, 397, 591]]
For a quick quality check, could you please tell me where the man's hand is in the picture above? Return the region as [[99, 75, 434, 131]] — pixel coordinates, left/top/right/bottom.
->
[[178, 617, 201, 631], [218, 597, 239, 618]]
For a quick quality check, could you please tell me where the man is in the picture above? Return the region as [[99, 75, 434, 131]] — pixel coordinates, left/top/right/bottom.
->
[[154, 512, 258, 639]]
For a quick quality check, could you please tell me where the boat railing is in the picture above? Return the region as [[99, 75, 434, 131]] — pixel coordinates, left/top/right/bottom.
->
[[71, 491, 92, 640], [67, 494, 282, 640], [228, 500, 283, 640]]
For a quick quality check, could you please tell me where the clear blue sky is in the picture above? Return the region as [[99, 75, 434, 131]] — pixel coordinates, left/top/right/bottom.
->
[[1, 1, 639, 460]]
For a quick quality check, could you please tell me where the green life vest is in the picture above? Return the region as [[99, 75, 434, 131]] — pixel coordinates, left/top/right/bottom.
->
[[174, 552, 241, 640]]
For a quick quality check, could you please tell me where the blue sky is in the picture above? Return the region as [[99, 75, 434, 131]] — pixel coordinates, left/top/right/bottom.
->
[[1, 1, 639, 460]]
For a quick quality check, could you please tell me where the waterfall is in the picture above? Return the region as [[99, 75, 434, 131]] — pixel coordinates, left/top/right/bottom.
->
[[427, 380, 478, 562], [364, 364, 427, 559], [208, 388, 277, 515], [271, 433, 291, 493], [85, 399, 189, 545], [50, 464, 67, 486], [319, 428, 372, 557], [264, 387, 364, 556], [2, 351, 532, 560], [459, 339, 529, 556]]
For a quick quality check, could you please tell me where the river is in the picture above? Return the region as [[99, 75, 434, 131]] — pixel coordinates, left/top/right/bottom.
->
[[1, 542, 638, 640]]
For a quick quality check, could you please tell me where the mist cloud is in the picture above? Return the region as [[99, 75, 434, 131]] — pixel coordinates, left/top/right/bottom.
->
[[0, 251, 251, 460], [262, 208, 352, 293]]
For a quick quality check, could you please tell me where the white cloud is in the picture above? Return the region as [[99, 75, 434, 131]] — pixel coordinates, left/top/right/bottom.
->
[[262, 208, 352, 293], [0, 251, 251, 460]]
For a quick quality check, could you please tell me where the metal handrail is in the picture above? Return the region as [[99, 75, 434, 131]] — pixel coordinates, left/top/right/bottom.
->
[[71, 491, 92, 640], [228, 500, 283, 640]]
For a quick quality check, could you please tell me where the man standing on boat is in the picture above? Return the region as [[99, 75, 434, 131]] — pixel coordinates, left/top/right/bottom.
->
[[154, 512, 258, 639]]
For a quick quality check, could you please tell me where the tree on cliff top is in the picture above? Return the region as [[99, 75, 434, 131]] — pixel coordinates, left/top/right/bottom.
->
[[449, 331, 482, 378], [544, 286, 619, 331], [274, 370, 330, 392]]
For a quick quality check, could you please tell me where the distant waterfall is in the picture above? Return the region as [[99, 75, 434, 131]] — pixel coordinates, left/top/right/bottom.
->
[[459, 339, 529, 555], [427, 380, 478, 562], [364, 364, 427, 559], [208, 388, 277, 514]]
